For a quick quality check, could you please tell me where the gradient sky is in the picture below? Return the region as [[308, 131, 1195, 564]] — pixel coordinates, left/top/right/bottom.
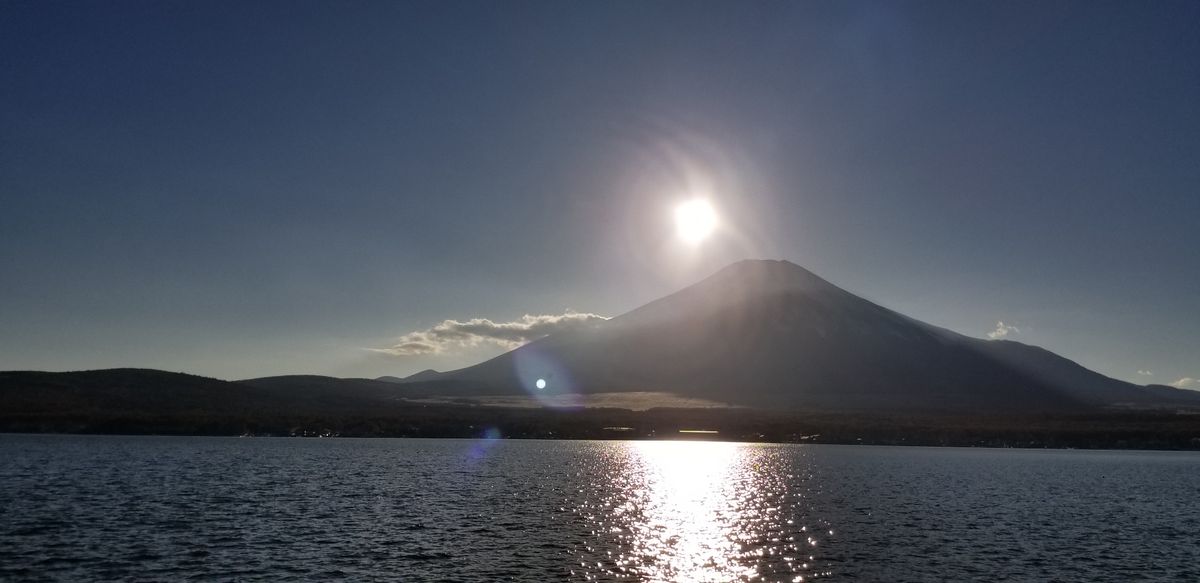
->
[[2, 1, 1197, 386]]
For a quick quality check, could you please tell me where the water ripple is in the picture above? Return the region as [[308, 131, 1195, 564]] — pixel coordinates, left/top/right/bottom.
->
[[0, 436, 1197, 581]]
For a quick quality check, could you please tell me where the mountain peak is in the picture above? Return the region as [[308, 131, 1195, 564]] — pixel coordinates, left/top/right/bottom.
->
[[700, 258, 839, 296], [607, 259, 841, 328], [402, 369, 443, 383]]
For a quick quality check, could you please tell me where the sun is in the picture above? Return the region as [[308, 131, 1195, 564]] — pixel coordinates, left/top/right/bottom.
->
[[674, 199, 717, 245]]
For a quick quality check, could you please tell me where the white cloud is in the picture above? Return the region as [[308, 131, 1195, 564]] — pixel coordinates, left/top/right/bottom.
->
[[1169, 377, 1199, 390], [987, 321, 1020, 339], [1137, 369, 1154, 377], [372, 311, 610, 356]]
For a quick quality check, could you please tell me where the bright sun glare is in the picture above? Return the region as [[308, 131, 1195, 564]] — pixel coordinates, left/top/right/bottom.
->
[[674, 199, 717, 245]]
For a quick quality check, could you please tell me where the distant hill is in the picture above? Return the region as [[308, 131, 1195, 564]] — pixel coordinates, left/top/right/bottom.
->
[[402, 369, 444, 383], [0, 369, 405, 426], [410, 260, 1200, 413], [375, 370, 443, 384], [0, 369, 264, 416]]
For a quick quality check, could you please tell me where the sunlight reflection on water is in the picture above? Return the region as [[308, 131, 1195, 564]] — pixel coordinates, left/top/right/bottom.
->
[[570, 441, 830, 582], [7, 438, 1196, 581], [630, 442, 747, 581]]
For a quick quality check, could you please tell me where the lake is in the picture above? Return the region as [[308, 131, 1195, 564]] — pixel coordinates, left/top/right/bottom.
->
[[1, 435, 1197, 581]]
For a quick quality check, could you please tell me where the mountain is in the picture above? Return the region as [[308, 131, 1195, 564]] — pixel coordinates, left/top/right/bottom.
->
[[0, 369, 267, 416], [373, 370, 444, 385], [412, 260, 1200, 413], [0, 369, 404, 420], [403, 369, 444, 383]]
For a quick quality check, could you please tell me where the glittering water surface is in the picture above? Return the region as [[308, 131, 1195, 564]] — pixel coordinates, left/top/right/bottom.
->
[[2, 436, 1198, 581]]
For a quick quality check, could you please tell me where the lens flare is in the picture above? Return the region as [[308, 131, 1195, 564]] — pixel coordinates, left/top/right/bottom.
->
[[512, 346, 580, 408]]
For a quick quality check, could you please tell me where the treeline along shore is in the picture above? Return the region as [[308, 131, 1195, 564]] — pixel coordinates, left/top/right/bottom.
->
[[4, 406, 1200, 451]]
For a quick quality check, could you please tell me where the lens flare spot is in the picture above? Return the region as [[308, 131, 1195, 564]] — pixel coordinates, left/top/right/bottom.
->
[[536, 378, 547, 390]]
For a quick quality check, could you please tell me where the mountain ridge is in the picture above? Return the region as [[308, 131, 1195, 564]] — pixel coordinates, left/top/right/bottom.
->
[[408, 260, 1200, 413]]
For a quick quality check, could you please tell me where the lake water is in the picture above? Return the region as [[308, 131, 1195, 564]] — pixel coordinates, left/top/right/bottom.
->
[[1, 435, 1197, 581]]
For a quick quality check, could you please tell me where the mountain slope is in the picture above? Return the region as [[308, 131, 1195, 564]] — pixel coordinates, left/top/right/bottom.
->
[[0, 369, 267, 416], [0, 370, 406, 419], [417, 260, 1200, 413]]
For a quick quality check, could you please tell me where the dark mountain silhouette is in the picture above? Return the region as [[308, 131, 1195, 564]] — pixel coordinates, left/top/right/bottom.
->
[[0, 369, 266, 417], [0, 369, 401, 420], [406, 260, 1200, 413], [403, 369, 444, 383]]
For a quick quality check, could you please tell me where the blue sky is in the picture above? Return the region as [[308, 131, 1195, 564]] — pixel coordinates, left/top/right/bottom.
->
[[2, 1, 1197, 386]]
